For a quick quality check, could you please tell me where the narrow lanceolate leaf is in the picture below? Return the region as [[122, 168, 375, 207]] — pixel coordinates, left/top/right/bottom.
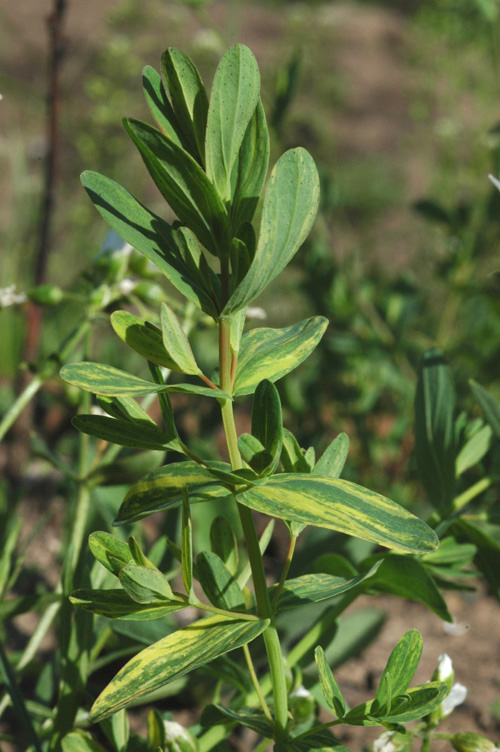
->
[[80, 172, 217, 316], [196, 551, 245, 610], [315, 646, 346, 717], [205, 44, 261, 202], [361, 554, 452, 622], [181, 489, 194, 597], [313, 433, 350, 478], [142, 66, 184, 149], [230, 98, 270, 230], [233, 317, 328, 396], [161, 302, 201, 376], [210, 516, 239, 576], [280, 429, 311, 474], [346, 682, 448, 726], [61, 362, 229, 400], [115, 462, 229, 525], [237, 476, 438, 554], [222, 148, 320, 315], [375, 630, 422, 710], [251, 380, 283, 475], [124, 119, 229, 258], [201, 705, 272, 737], [456, 424, 492, 476], [89, 614, 269, 722], [415, 348, 456, 512], [70, 589, 183, 621], [72, 415, 177, 451], [161, 48, 209, 164], [470, 380, 500, 440], [269, 566, 381, 611], [111, 310, 178, 370]]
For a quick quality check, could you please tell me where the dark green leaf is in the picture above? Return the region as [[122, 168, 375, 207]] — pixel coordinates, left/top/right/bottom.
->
[[161, 48, 208, 164], [415, 348, 456, 513], [210, 516, 239, 576], [269, 566, 380, 611], [142, 65, 184, 149], [280, 429, 311, 474], [196, 551, 245, 610], [181, 489, 194, 597], [124, 118, 229, 258], [80, 171, 217, 316], [110, 310, 177, 370], [251, 380, 283, 475], [201, 705, 272, 736], [72, 414, 177, 451], [470, 380, 500, 440]]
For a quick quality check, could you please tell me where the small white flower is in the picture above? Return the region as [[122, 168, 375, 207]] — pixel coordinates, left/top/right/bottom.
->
[[290, 685, 311, 699], [117, 278, 136, 296], [437, 653, 453, 681], [0, 285, 27, 308], [442, 683, 468, 717], [246, 306, 267, 320], [374, 731, 396, 752]]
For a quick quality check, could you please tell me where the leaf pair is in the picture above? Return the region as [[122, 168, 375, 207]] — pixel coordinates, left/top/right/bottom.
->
[[315, 630, 448, 729]]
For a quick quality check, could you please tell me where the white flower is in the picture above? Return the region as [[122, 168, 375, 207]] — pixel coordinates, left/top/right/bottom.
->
[[117, 278, 136, 296], [437, 653, 453, 681], [246, 306, 267, 320], [441, 683, 467, 717], [290, 685, 311, 699], [374, 731, 396, 752], [0, 285, 27, 308]]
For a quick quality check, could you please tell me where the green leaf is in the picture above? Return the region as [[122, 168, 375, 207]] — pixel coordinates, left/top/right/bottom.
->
[[142, 65, 184, 149], [280, 730, 350, 752], [269, 566, 380, 611], [237, 475, 438, 554], [230, 98, 270, 230], [250, 380, 283, 475], [181, 489, 194, 597], [128, 536, 156, 569], [233, 317, 328, 395], [375, 630, 422, 710], [88, 532, 133, 576], [96, 395, 155, 424], [72, 414, 177, 451], [362, 555, 452, 622], [124, 118, 229, 258], [89, 614, 269, 721], [80, 171, 217, 316], [161, 48, 209, 164], [62, 730, 108, 752], [110, 310, 177, 370], [470, 380, 500, 440], [147, 709, 166, 751], [456, 423, 492, 476], [345, 682, 448, 725], [196, 551, 245, 610], [210, 516, 239, 576], [280, 429, 311, 474], [222, 147, 320, 315], [161, 302, 201, 376], [147, 362, 180, 442], [61, 362, 229, 399], [315, 645, 346, 717], [205, 44, 261, 202], [313, 433, 349, 478], [415, 348, 456, 512], [115, 461, 229, 525], [70, 589, 183, 620], [201, 704, 272, 736], [119, 565, 174, 603]]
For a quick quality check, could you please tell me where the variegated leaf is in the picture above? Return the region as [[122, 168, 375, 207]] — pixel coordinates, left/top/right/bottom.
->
[[89, 614, 269, 721]]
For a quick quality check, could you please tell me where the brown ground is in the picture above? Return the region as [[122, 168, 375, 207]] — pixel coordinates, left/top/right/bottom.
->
[[1, 0, 499, 749]]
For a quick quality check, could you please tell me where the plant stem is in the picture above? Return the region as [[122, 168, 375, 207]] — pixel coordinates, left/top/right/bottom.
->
[[243, 644, 273, 723], [452, 476, 493, 512], [271, 533, 297, 610], [218, 316, 289, 742], [0, 375, 44, 441]]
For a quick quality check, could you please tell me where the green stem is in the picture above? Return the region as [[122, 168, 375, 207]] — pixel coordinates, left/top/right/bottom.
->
[[452, 476, 493, 513], [271, 533, 297, 610], [0, 375, 44, 441], [218, 316, 289, 743], [243, 644, 273, 723]]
